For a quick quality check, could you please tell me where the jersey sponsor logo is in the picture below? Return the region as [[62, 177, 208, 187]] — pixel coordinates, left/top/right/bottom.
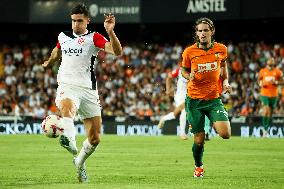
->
[[197, 62, 217, 73], [62, 47, 83, 56], [264, 76, 275, 82]]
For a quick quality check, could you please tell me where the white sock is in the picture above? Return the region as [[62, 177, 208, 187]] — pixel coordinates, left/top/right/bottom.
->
[[163, 112, 175, 121], [76, 139, 98, 166], [179, 109, 187, 135], [61, 117, 76, 141]]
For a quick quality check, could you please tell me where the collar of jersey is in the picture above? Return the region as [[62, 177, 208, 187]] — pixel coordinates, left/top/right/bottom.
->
[[197, 40, 214, 51], [73, 30, 89, 38]]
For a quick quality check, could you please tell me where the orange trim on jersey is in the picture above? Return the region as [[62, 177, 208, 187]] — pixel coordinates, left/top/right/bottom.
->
[[56, 41, 61, 49], [170, 68, 179, 78]]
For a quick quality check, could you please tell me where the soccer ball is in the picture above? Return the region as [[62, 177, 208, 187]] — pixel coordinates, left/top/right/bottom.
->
[[41, 115, 64, 138]]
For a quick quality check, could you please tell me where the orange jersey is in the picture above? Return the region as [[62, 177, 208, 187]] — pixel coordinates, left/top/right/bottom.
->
[[182, 42, 227, 99], [259, 67, 283, 97]]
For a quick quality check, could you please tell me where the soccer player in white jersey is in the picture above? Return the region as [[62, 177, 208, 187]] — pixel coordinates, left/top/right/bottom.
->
[[42, 4, 122, 183], [158, 66, 189, 140]]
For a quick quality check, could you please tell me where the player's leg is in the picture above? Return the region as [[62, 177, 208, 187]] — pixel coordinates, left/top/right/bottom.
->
[[56, 84, 79, 155], [179, 106, 188, 140], [204, 115, 211, 141], [185, 96, 205, 177], [263, 105, 271, 137], [76, 116, 101, 166], [158, 111, 175, 128], [73, 88, 101, 182], [260, 96, 270, 137], [193, 132, 205, 177], [207, 99, 231, 139], [74, 116, 101, 182], [174, 101, 188, 140], [158, 103, 183, 129], [264, 97, 277, 137], [158, 93, 185, 129]]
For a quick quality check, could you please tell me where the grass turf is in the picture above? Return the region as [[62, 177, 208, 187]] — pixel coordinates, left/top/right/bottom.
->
[[0, 135, 283, 189]]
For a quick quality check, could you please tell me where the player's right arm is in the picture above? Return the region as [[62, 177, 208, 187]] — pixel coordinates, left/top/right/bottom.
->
[[181, 48, 195, 81], [166, 73, 174, 95], [42, 46, 61, 67], [103, 14, 122, 56], [258, 69, 264, 87]]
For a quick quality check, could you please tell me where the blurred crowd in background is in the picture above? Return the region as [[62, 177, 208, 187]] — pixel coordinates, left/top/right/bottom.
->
[[1, 41, 284, 119]]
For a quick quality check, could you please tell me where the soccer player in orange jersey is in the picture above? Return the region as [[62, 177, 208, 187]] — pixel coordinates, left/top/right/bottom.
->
[[181, 18, 231, 178], [258, 57, 283, 137]]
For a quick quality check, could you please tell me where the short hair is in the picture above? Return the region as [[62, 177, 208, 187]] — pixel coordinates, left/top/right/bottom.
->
[[70, 3, 90, 17], [194, 17, 215, 33]]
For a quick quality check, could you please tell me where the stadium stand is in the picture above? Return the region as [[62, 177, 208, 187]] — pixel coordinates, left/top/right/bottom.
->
[[1, 41, 284, 119]]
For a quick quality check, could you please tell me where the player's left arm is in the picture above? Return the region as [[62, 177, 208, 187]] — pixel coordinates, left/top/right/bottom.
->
[[103, 13, 122, 56], [220, 59, 232, 94], [274, 69, 284, 85]]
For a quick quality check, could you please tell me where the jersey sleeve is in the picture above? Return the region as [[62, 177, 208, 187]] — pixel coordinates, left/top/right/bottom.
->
[[169, 68, 179, 78], [219, 44, 228, 62], [93, 32, 109, 49], [56, 32, 63, 49], [56, 40, 61, 49], [181, 48, 191, 69]]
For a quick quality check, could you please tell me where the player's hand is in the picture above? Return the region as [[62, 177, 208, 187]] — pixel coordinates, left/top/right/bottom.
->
[[188, 72, 195, 81], [223, 83, 232, 94], [42, 60, 50, 67], [104, 13, 115, 34], [271, 80, 279, 86]]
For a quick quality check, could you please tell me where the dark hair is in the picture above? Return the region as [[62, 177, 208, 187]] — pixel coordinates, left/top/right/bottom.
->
[[194, 17, 215, 33], [193, 17, 215, 43], [70, 3, 90, 17]]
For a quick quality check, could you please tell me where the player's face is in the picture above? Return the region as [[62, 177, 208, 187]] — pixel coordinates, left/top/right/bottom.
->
[[71, 14, 90, 35], [267, 58, 276, 68], [196, 23, 213, 45]]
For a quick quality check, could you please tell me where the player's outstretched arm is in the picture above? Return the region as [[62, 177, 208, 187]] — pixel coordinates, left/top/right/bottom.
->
[[103, 13, 122, 56], [42, 47, 61, 67]]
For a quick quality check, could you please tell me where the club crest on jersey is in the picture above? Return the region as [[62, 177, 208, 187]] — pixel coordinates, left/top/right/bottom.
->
[[197, 62, 218, 73], [77, 38, 85, 45]]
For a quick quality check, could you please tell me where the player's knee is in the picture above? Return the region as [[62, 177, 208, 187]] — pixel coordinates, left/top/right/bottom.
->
[[195, 141, 204, 146], [60, 100, 76, 117], [219, 132, 231, 139], [194, 137, 205, 145]]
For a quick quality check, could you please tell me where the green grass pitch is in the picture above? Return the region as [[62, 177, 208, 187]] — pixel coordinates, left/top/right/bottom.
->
[[0, 135, 283, 189]]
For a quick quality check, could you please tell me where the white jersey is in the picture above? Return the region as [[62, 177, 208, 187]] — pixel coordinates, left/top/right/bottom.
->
[[56, 30, 108, 89], [170, 68, 188, 106]]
